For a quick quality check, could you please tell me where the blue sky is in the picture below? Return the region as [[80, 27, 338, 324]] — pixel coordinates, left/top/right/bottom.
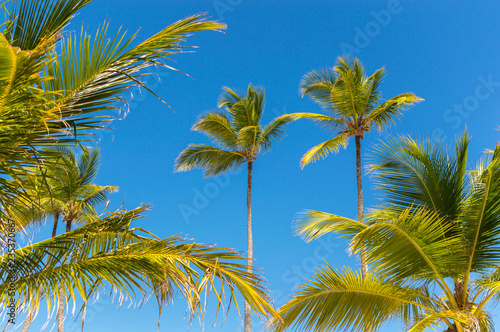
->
[[19, 0, 500, 331]]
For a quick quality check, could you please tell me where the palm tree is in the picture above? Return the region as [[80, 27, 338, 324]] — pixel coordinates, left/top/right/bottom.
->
[[18, 147, 117, 331], [292, 56, 423, 277], [1, 205, 279, 331], [272, 132, 500, 332], [0, 0, 225, 225], [175, 84, 293, 332]]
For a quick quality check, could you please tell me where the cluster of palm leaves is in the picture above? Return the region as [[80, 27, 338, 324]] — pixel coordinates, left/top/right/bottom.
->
[[1, 0, 499, 331], [272, 133, 500, 332], [0, 0, 279, 330]]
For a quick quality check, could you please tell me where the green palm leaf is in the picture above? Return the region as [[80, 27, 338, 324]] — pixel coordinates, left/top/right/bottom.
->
[[295, 210, 367, 242], [271, 266, 434, 332], [175, 144, 246, 177], [300, 134, 348, 168]]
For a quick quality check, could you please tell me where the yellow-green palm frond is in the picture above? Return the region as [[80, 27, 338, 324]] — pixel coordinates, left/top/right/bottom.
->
[[258, 114, 296, 152], [46, 14, 225, 117], [0, 205, 278, 326], [366, 92, 424, 131], [352, 208, 467, 286], [295, 210, 367, 242], [331, 56, 368, 119], [284, 112, 346, 131], [300, 134, 349, 168], [368, 132, 470, 222], [3, 0, 93, 50], [174, 144, 246, 177], [270, 266, 435, 332], [299, 68, 337, 112], [192, 111, 238, 148]]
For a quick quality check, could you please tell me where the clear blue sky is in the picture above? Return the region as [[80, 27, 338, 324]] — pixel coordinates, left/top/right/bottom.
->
[[22, 0, 500, 331]]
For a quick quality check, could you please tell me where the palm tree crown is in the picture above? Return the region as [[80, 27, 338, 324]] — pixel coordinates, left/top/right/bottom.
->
[[295, 56, 423, 167], [273, 132, 500, 332], [175, 84, 292, 174]]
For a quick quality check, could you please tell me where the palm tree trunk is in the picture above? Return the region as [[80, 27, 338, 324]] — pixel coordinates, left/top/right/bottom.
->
[[355, 136, 368, 279], [244, 161, 253, 332], [52, 212, 59, 238], [57, 218, 72, 332], [22, 213, 60, 331], [21, 310, 33, 332]]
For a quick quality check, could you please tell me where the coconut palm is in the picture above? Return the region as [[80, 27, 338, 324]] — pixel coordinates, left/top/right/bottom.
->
[[175, 84, 293, 332], [11, 147, 117, 331], [1, 205, 279, 331], [292, 56, 423, 277], [0, 0, 225, 225], [272, 132, 500, 332]]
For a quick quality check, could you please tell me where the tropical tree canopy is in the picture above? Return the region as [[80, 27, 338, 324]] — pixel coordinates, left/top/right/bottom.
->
[[292, 56, 423, 167], [10, 147, 117, 234], [175, 84, 293, 175], [0, 0, 225, 223], [0, 205, 279, 327], [0, 1, 282, 329], [272, 132, 500, 332]]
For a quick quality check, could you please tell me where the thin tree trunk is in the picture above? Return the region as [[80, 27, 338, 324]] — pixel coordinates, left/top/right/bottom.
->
[[52, 212, 59, 238], [244, 161, 253, 332], [58, 218, 72, 332], [21, 310, 33, 332], [355, 136, 368, 279], [22, 213, 60, 331]]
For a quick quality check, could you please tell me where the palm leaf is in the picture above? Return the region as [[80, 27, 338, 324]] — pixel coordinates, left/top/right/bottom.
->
[[300, 134, 348, 168], [174, 144, 246, 177], [295, 210, 367, 242], [271, 266, 435, 332]]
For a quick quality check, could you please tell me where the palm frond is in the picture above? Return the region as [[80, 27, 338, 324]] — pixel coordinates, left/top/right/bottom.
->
[[300, 134, 348, 168], [192, 111, 238, 148], [366, 93, 424, 131], [4, 0, 93, 50], [352, 208, 466, 295], [299, 68, 336, 112], [295, 210, 367, 242], [271, 266, 434, 332], [368, 132, 469, 222], [284, 112, 346, 131], [257, 114, 295, 152], [174, 144, 245, 177], [0, 205, 279, 324]]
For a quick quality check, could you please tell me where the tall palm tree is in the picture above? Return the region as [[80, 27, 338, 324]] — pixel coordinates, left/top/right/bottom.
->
[[272, 132, 500, 332], [36, 147, 116, 331], [293, 56, 423, 277], [1, 205, 279, 331], [175, 84, 293, 332]]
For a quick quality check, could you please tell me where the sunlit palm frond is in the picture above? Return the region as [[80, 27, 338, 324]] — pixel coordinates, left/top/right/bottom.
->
[[331, 56, 367, 119], [174, 144, 245, 177], [0, 205, 278, 324], [295, 210, 367, 242], [47, 15, 225, 118], [283, 112, 345, 131], [271, 266, 434, 332], [192, 111, 238, 148], [300, 134, 348, 168], [299, 68, 336, 112], [461, 149, 500, 285], [258, 114, 295, 152], [4, 0, 93, 50], [366, 93, 424, 131], [351, 208, 466, 288], [369, 132, 469, 221]]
